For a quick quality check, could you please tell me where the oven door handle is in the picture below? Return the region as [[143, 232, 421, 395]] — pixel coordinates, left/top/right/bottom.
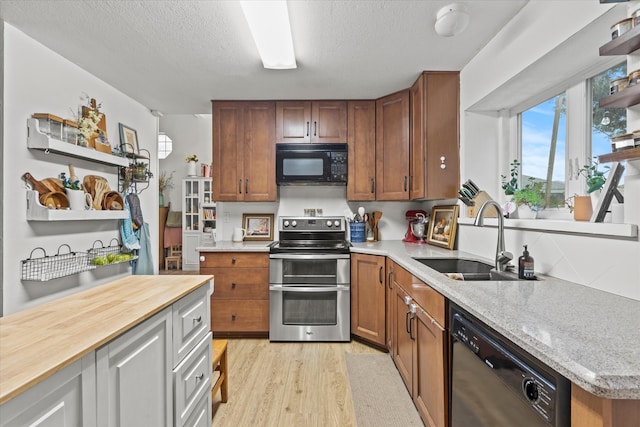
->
[[269, 254, 350, 260], [269, 285, 350, 292]]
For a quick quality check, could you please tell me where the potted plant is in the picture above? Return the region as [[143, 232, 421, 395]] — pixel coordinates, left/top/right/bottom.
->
[[134, 161, 149, 181], [577, 157, 608, 194], [501, 160, 545, 218]]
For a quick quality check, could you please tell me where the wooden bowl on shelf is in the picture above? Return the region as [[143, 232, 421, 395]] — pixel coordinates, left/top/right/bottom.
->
[[40, 191, 70, 210], [102, 191, 124, 210]]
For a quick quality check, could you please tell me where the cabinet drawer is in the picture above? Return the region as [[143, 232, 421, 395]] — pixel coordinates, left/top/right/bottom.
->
[[200, 252, 269, 268], [207, 268, 268, 299], [211, 299, 269, 332], [173, 333, 212, 427], [410, 278, 446, 326], [391, 262, 413, 288], [172, 284, 211, 365], [182, 388, 211, 427]]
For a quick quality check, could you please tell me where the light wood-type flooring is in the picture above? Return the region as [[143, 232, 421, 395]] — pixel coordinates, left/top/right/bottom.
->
[[211, 338, 384, 427]]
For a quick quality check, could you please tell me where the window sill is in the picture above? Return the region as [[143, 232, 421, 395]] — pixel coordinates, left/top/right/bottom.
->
[[458, 217, 637, 238]]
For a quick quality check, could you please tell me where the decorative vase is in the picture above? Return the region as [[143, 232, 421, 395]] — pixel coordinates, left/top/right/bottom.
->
[[159, 192, 165, 207], [517, 205, 538, 219], [573, 196, 593, 221], [187, 161, 197, 177]]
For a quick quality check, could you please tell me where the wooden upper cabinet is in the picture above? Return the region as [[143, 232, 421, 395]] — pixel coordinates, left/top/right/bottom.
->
[[347, 101, 376, 201], [276, 101, 347, 143], [376, 90, 410, 200], [411, 71, 460, 200], [212, 101, 276, 202]]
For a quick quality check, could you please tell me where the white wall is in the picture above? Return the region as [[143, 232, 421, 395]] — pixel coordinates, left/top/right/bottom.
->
[[2, 24, 158, 315], [459, 2, 640, 301]]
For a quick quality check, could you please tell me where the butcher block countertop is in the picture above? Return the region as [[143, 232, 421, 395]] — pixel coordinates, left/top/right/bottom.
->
[[0, 275, 213, 405]]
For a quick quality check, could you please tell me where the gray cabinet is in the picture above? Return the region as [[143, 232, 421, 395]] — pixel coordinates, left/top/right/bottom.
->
[[96, 308, 173, 427], [0, 354, 96, 427]]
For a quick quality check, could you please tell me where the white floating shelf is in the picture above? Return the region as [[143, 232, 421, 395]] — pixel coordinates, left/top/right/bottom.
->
[[26, 191, 128, 221], [27, 118, 129, 167]]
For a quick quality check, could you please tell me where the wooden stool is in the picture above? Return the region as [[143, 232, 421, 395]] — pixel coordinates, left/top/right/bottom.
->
[[212, 339, 228, 404], [164, 244, 182, 271]]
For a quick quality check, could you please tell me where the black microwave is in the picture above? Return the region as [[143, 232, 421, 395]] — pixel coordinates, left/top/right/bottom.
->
[[276, 143, 348, 185]]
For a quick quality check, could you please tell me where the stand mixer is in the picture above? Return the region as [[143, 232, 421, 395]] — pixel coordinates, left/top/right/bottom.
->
[[402, 209, 428, 243]]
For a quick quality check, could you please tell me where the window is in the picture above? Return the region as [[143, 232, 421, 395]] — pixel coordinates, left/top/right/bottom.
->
[[517, 62, 626, 211], [591, 63, 627, 158], [521, 93, 566, 208]]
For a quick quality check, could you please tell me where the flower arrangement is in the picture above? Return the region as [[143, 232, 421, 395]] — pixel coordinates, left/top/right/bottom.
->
[[77, 94, 103, 145], [185, 154, 198, 163], [577, 157, 609, 193], [158, 170, 175, 194]]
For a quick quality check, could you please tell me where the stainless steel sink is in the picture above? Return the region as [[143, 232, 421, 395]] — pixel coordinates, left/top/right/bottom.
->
[[413, 257, 530, 281]]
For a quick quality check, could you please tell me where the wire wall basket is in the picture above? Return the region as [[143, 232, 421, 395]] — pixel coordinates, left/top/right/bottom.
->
[[21, 244, 93, 282], [87, 239, 137, 265]]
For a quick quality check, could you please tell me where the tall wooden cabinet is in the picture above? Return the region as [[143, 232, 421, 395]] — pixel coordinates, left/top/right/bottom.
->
[[347, 101, 377, 200], [375, 90, 410, 200], [212, 101, 276, 202], [200, 252, 269, 337], [351, 253, 386, 346], [276, 101, 347, 143], [410, 71, 460, 200]]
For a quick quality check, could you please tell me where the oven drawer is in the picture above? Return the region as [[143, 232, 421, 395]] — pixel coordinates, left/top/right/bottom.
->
[[200, 252, 269, 268], [211, 299, 269, 332], [173, 332, 212, 427], [204, 268, 269, 300]]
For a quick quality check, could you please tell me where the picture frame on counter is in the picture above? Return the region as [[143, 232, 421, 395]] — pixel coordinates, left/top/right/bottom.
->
[[426, 205, 459, 250], [118, 123, 139, 155], [242, 213, 274, 241]]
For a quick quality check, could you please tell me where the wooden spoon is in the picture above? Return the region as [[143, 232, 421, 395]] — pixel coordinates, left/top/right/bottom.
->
[[92, 180, 108, 210]]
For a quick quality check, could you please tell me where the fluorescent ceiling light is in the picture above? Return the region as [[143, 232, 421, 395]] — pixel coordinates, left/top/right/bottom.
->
[[158, 133, 173, 159], [240, 0, 297, 69]]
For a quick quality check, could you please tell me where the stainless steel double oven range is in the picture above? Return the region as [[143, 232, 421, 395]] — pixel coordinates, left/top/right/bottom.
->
[[269, 216, 351, 342]]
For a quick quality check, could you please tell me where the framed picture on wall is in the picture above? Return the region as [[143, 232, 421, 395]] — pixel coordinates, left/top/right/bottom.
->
[[426, 205, 459, 250], [118, 123, 139, 155], [242, 213, 274, 241]]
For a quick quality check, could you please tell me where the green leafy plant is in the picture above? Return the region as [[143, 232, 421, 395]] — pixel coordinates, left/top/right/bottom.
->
[[501, 159, 545, 211], [500, 159, 520, 196], [577, 157, 608, 193]]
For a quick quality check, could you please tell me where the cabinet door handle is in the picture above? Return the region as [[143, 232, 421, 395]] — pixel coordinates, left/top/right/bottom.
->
[[314, 121, 317, 136], [193, 315, 202, 323], [379, 266, 383, 284], [245, 179, 249, 194], [405, 310, 411, 334], [231, 257, 236, 264], [371, 178, 375, 194], [231, 313, 236, 320], [409, 314, 415, 340], [238, 179, 242, 194], [231, 282, 236, 289], [388, 270, 393, 289], [306, 121, 310, 137], [404, 176, 408, 192], [195, 373, 204, 381]]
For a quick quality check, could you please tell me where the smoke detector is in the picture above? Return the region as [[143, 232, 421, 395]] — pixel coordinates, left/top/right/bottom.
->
[[435, 4, 470, 37]]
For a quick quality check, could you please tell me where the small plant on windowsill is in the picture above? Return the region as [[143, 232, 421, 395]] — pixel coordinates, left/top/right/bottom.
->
[[577, 157, 608, 194], [501, 159, 545, 214]]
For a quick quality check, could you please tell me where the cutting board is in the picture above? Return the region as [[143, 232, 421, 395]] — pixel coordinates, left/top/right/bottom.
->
[[22, 173, 64, 194]]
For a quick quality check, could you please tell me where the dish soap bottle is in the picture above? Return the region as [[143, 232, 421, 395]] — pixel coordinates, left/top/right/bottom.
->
[[518, 245, 535, 280]]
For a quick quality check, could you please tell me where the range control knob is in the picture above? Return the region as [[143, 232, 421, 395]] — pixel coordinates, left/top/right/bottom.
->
[[334, 220, 340, 227], [291, 220, 297, 227], [326, 220, 333, 227], [523, 379, 539, 402], [283, 220, 290, 227]]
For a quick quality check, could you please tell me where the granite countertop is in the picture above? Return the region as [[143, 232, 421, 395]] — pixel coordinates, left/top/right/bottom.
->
[[351, 241, 640, 399]]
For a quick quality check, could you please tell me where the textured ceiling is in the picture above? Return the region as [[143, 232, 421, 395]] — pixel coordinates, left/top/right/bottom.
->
[[0, 0, 527, 114]]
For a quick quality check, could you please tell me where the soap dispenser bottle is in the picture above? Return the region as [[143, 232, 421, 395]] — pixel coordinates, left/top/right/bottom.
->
[[518, 245, 535, 280]]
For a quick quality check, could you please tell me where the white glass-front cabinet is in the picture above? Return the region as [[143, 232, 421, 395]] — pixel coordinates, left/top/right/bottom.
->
[[182, 178, 216, 271]]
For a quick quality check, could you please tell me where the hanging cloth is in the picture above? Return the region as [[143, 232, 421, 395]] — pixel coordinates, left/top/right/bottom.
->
[[120, 196, 140, 251], [133, 222, 154, 275], [127, 193, 144, 229]]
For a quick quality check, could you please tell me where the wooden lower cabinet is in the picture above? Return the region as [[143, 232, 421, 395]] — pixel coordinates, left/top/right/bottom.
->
[[388, 260, 447, 427], [571, 384, 640, 427], [200, 251, 269, 336], [351, 253, 386, 346]]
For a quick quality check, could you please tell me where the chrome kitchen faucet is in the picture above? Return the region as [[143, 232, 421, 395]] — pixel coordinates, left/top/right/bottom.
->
[[473, 200, 513, 272]]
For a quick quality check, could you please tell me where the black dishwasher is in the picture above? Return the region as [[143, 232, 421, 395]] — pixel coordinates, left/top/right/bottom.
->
[[449, 303, 570, 427]]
